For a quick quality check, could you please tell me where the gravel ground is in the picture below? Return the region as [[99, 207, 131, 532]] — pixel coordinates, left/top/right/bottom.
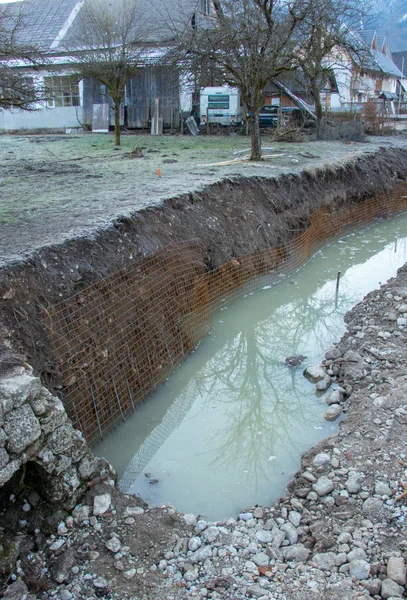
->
[[1, 133, 407, 266], [2, 261, 407, 600]]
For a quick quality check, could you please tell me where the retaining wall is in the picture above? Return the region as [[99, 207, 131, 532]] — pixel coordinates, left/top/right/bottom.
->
[[0, 366, 115, 508]]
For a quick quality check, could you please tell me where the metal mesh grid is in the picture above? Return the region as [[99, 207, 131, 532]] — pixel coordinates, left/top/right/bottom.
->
[[45, 185, 407, 443]]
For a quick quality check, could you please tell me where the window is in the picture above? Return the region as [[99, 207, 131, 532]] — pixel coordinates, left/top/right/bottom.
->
[[201, 0, 211, 15], [44, 76, 80, 108], [208, 94, 229, 109]]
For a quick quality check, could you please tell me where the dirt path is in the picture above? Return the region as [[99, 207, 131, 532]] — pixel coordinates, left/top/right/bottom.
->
[[1, 133, 407, 266]]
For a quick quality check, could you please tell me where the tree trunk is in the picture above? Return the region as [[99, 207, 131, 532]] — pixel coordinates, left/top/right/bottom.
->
[[114, 102, 121, 146], [250, 112, 261, 161], [312, 87, 324, 140]]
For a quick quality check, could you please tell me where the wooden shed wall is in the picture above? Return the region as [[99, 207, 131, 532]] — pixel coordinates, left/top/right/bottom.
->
[[82, 68, 180, 129]]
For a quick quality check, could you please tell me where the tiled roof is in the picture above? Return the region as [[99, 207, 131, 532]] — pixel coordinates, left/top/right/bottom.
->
[[1, 0, 81, 51]]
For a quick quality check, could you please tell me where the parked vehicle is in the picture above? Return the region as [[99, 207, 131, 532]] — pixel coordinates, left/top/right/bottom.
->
[[200, 87, 244, 126], [258, 105, 280, 127], [257, 105, 303, 128]]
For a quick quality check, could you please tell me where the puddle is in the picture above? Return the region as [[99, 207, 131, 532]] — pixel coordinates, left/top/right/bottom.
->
[[94, 213, 407, 520]]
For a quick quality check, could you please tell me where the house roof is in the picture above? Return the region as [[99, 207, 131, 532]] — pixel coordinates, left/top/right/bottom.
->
[[1, 0, 81, 52], [1, 0, 202, 53], [392, 50, 407, 76], [372, 49, 404, 77]]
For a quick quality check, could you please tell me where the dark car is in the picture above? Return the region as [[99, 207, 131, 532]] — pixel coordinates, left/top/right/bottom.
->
[[258, 105, 279, 128], [257, 105, 303, 128]]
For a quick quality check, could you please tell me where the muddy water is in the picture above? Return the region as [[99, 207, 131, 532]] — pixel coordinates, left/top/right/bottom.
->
[[94, 213, 407, 520]]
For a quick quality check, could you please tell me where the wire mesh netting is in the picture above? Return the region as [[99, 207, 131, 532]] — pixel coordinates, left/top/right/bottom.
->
[[45, 186, 407, 443]]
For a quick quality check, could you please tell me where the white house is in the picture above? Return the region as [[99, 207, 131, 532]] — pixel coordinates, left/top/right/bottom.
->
[[0, 0, 212, 133]]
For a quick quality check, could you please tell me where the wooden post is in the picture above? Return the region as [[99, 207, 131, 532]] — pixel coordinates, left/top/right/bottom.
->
[[206, 106, 210, 135], [180, 109, 184, 135], [151, 98, 160, 135]]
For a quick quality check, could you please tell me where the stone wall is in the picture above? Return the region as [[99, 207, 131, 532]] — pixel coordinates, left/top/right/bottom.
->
[[0, 366, 115, 509]]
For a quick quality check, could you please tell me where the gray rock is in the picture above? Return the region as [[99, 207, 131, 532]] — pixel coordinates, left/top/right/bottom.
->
[[188, 537, 202, 551], [281, 544, 310, 562], [387, 556, 406, 586], [48, 425, 75, 455], [303, 365, 326, 382], [0, 374, 42, 409], [375, 481, 392, 496], [72, 505, 90, 522], [317, 375, 332, 391], [203, 526, 219, 543], [189, 546, 213, 564], [123, 569, 136, 580], [313, 452, 331, 467], [325, 388, 344, 405], [184, 568, 199, 582], [280, 522, 298, 545], [349, 559, 370, 580], [348, 548, 367, 562], [381, 578, 404, 599], [324, 404, 342, 421], [183, 513, 197, 526], [2, 580, 29, 599], [335, 553, 347, 566], [345, 471, 363, 494], [0, 447, 9, 469], [239, 512, 253, 521], [362, 497, 383, 517], [313, 552, 337, 570], [247, 584, 266, 598], [325, 347, 341, 360], [105, 537, 121, 553], [51, 548, 76, 584], [272, 529, 286, 548], [360, 579, 382, 596], [343, 350, 362, 362], [255, 530, 272, 544], [252, 552, 270, 567], [313, 476, 334, 496], [0, 460, 21, 486], [288, 511, 301, 527], [4, 405, 41, 453], [93, 493, 111, 516], [123, 506, 144, 517], [93, 576, 109, 589], [0, 428, 7, 447]]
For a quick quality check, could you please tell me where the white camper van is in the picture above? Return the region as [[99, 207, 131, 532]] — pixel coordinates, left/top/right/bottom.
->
[[200, 86, 244, 126]]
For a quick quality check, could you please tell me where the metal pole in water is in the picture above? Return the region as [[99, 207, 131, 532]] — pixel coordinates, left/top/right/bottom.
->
[[335, 271, 341, 309]]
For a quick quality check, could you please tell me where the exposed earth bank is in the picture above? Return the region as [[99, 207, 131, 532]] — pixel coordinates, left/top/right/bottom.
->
[[2, 262, 407, 599]]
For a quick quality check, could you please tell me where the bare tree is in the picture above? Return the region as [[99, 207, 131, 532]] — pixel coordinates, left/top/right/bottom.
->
[[0, 6, 42, 110], [297, 0, 372, 136], [164, 0, 308, 160], [69, 0, 151, 146]]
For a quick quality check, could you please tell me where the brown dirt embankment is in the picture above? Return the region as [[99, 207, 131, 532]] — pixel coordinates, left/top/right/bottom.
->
[[1, 145, 407, 394]]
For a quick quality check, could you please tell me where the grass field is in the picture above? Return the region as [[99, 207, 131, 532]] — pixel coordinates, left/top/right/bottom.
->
[[0, 131, 405, 264]]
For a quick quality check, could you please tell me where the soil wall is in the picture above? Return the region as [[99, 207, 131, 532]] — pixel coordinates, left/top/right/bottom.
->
[[1, 146, 407, 441]]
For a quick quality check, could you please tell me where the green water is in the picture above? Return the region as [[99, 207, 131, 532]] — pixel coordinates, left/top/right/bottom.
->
[[94, 213, 407, 520]]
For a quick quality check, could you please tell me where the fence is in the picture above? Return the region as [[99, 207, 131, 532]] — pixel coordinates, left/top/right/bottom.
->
[[45, 184, 407, 443]]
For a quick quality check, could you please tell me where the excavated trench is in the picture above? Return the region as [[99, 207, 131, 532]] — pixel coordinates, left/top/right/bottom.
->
[[1, 146, 407, 506]]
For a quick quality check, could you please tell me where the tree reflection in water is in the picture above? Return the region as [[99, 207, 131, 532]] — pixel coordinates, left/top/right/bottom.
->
[[109, 217, 407, 518]]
